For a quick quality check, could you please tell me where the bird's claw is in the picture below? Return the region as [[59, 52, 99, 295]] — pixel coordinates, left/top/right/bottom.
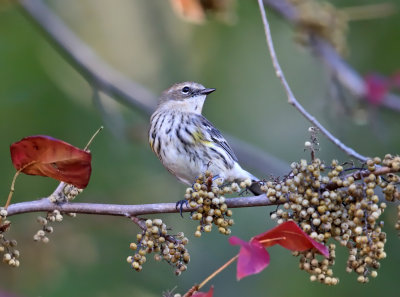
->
[[212, 174, 220, 181], [176, 199, 189, 217]]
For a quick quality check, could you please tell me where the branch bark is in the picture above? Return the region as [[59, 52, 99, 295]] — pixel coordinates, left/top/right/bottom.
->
[[6, 164, 398, 218], [6, 195, 273, 217]]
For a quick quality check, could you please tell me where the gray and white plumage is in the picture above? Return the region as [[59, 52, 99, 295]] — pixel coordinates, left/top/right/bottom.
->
[[149, 82, 261, 194]]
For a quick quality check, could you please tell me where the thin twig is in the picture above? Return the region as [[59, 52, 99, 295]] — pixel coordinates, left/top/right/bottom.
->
[[130, 215, 147, 230], [184, 236, 287, 296], [341, 3, 396, 22], [325, 165, 394, 191], [183, 255, 238, 296], [264, 0, 400, 112], [257, 0, 368, 163], [18, 0, 287, 176], [84, 126, 104, 151], [4, 161, 36, 209], [4, 170, 22, 210], [198, 255, 238, 290]]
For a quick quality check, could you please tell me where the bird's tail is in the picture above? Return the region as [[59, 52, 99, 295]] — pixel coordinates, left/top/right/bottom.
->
[[248, 181, 264, 196], [238, 169, 264, 196]]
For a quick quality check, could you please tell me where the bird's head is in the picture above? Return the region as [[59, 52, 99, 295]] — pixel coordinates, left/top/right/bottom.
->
[[158, 82, 216, 114]]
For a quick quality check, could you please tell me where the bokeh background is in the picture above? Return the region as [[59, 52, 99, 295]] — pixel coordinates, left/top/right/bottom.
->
[[1, 0, 399, 296]]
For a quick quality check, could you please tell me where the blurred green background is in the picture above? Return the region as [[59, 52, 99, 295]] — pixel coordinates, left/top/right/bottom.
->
[[1, 0, 400, 296]]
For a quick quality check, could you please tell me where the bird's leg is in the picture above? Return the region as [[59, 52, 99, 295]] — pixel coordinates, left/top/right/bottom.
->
[[206, 174, 214, 192], [175, 199, 189, 218]]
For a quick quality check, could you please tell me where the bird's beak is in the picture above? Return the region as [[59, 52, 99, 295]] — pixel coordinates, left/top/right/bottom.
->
[[200, 88, 216, 95]]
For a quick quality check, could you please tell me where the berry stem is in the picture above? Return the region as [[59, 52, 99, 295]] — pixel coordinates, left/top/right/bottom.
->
[[130, 216, 147, 231]]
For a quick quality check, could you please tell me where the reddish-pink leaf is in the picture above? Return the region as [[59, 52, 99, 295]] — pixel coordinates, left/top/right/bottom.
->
[[229, 236, 270, 280], [192, 286, 214, 297], [252, 221, 329, 257], [364, 73, 389, 105], [10, 135, 92, 189]]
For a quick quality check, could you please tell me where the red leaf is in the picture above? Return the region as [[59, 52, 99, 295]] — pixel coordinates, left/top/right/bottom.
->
[[192, 286, 214, 297], [10, 135, 92, 189], [229, 236, 270, 280], [364, 73, 389, 105], [252, 221, 329, 257]]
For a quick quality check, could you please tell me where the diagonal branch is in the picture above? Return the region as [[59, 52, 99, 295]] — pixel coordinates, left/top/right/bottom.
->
[[19, 0, 156, 115], [18, 0, 287, 176], [257, 0, 368, 163], [264, 0, 400, 112]]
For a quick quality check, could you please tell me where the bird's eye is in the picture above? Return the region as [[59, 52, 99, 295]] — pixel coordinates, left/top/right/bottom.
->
[[182, 86, 190, 94]]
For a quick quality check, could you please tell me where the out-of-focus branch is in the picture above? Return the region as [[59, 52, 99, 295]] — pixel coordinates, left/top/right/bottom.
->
[[257, 0, 368, 163], [264, 0, 400, 113], [18, 0, 287, 176], [19, 0, 156, 115]]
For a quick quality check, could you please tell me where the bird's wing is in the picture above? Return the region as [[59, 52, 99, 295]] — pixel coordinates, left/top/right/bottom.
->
[[195, 115, 239, 162]]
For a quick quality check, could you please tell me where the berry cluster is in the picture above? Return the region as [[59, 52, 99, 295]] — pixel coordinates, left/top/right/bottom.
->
[[184, 171, 239, 237], [127, 218, 190, 276], [34, 210, 76, 243], [264, 155, 399, 284], [49, 184, 83, 203], [0, 208, 19, 267], [295, 244, 337, 285]]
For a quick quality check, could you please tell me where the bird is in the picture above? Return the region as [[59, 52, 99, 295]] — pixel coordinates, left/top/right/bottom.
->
[[148, 81, 263, 195]]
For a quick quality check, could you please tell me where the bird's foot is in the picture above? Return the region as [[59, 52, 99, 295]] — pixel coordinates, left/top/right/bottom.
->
[[176, 199, 189, 218], [212, 174, 220, 181]]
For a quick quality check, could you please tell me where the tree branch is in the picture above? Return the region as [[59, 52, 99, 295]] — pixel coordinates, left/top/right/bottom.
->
[[325, 165, 397, 191], [257, 0, 368, 163], [18, 0, 287, 176], [6, 195, 274, 218], [264, 0, 400, 112], [19, 0, 156, 115], [6, 164, 398, 218]]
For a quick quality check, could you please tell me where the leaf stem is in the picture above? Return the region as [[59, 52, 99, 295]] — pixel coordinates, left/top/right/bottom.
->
[[4, 161, 36, 210], [84, 126, 103, 151], [1, 161, 35, 224], [4, 170, 21, 210]]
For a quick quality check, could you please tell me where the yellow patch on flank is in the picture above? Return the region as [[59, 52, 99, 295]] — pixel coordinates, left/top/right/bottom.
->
[[193, 130, 212, 146]]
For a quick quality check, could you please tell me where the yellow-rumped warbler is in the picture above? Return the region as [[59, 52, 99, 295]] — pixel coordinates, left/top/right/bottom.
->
[[149, 82, 263, 195]]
